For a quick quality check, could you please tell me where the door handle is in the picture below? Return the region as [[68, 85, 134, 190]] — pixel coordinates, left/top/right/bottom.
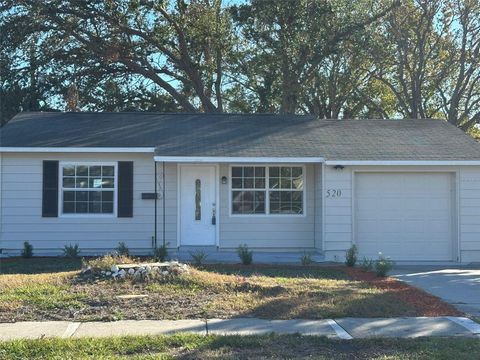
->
[[211, 207, 216, 225]]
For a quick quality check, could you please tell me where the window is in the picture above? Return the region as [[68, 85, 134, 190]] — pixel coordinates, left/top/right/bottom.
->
[[195, 179, 201, 220], [231, 166, 304, 215], [231, 166, 266, 214], [61, 164, 115, 215]]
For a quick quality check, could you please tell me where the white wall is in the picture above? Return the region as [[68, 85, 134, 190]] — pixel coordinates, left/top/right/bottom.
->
[[0, 152, 177, 255], [323, 164, 480, 263]]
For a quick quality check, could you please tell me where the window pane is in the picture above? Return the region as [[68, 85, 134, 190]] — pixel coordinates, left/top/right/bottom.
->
[[292, 175, 303, 189], [63, 165, 75, 176], [76, 191, 88, 201], [244, 167, 254, 177], [232, 191, 243, 202], [90, 178, 103, 188], [90, 191, 102, 202], [255, 167, 265, 177], [269, 178, 279, 189], [292, 167, 302, 177], [89, 202, 102, 213], [243, 178, 254, 188], [102, 202, 114, 213], [64, 191, 75, 201], [102, 166, 114, 176], [102, 191, 114, 202], [102, 178, 114, 188], [232, 190, 265, 214], [280, 178, 292, 189], [76, 202, 88, 213], [232, 178, 242, 189], [76, 166, 88, 176], [63, 178, 75, 188], [76, 177, 88, 188], [90, 166, 101, 176], [63, 202, 75, 213], [270, 167, 279, 177], [281, 167, 291, 177], [269, 191, 303, 215], [232, 167, 242, 177], [255, 178, 265, 188]]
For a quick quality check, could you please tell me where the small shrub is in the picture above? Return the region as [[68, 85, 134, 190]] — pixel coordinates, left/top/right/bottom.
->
[[360, 257, 374, 272], [21, 241, 33, 258], [63, 244, 80, 258], [237, 244, 253, 265], [115, 242, 130, 256], [375, 252, 395, 277], [153, 243, 169, 262], [300, 251, 313, 266], [345, 244, 358, 267], [190, 250, 208, 266]]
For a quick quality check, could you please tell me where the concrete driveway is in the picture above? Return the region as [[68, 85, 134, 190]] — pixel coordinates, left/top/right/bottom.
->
[[392, 267, 480, 316]]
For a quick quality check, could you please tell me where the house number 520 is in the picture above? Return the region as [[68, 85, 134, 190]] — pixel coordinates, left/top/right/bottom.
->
[[326, 189, 342, 198]]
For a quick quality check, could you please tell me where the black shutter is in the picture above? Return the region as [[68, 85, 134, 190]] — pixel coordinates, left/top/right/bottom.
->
[[42, 160, 59, 217], [118, 161, 134, 217]]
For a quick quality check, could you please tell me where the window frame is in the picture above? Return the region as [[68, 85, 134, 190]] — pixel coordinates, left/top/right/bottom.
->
[[58, 161, 118, 218], [228, 164, 306, 217]]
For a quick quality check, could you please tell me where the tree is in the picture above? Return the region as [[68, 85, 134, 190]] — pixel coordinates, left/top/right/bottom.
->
[[370, 0, 480, 129], [230, 0, 400, 114], [1, 0, 234, 113]]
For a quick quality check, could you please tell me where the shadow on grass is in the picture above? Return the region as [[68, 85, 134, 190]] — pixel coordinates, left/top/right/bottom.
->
[[199, 264, 347, 280], [0, 257, 82, 274]]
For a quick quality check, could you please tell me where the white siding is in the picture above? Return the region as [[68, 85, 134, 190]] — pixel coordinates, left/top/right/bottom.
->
[[0, 153, 177, 255], [218, 164, 317, 250], [459, 168, 480, 262], [323, 165, 480, 263]]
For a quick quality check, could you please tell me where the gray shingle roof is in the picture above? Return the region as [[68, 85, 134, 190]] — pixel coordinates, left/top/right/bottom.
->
[[2, 112, 480, 161]]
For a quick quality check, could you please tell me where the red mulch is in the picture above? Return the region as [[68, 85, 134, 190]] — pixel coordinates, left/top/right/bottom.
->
[[342, 266, 463, 317]]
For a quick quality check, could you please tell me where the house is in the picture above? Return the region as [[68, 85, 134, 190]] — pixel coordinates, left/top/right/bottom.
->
[[1, 112, 480, 263]]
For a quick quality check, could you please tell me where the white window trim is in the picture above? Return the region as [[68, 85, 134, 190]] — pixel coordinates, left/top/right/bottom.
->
[[228, 164, 307, 217], [58, 161, 118, 218]]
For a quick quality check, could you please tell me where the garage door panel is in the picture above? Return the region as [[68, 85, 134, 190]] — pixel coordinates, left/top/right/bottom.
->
[[355, 173, 454, 261]]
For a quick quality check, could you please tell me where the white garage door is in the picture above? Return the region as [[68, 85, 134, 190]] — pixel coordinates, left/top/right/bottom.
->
[[355, 173, 454, 261]]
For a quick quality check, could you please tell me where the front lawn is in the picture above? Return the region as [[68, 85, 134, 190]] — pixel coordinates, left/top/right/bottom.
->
[[0, 258, 457, 322], [1, 334, 479, 359]]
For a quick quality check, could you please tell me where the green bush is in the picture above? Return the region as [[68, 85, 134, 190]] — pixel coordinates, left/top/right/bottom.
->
[[153, 244, 169, 262], [21, 242, 33, 258], [63, 244, 80, 258], [190, 250, 208, 266], [375, 253, 395, 277], [345, 244, 357, 267], [300, 251, 313, 266], [237, 244, 253, 265], [360, 257, 374, 272], [115, 242, 130, 256]]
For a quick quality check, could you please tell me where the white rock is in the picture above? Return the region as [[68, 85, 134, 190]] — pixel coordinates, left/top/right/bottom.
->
[[101, 270, 106, 275], [145, 265, 152, 272], [162, 271, 169, 275], [111, 265, 119, 273], [119, 269, 126, 275], [128, 268, 135, 275], [106, 271, 111, 276]]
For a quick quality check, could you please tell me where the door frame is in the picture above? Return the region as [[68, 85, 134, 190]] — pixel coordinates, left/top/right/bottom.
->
[[177, 163, 220, 247], [351, 169, 458, 262]]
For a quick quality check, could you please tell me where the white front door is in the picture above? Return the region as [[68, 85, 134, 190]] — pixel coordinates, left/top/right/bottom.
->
[[179, 165, 216, 246]]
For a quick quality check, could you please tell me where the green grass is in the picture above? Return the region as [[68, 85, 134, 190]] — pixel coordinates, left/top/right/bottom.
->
[[0, 258, 416, 321], [0, 334, 479, 359]]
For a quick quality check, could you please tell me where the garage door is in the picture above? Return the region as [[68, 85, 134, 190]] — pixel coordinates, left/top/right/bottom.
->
[[355, 173, 454, 261]]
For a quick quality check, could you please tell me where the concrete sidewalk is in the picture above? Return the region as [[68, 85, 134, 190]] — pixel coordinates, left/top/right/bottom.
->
[[0, 317, 479, 341]]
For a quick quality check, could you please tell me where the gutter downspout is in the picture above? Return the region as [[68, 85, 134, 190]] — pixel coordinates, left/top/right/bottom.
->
[[154, 161, 158, 249], [162, 161, 166, 247]]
